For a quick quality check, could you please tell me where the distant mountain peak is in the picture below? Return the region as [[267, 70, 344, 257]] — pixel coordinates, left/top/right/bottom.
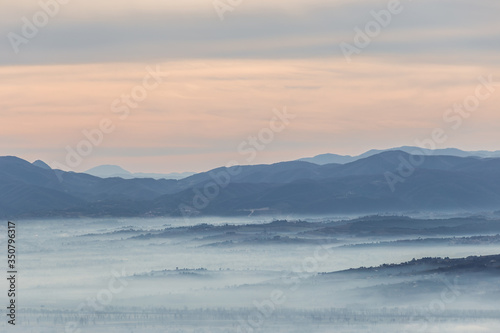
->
[[85, 165, 132, 177], [84, 164, 195, 180], [32, 160, 51, 170]]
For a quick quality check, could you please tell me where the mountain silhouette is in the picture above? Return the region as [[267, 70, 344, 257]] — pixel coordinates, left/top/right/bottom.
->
[[2, 149, 500, 217]]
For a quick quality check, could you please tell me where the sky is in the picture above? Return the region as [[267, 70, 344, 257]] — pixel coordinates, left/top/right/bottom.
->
[[1, 0, 499, 173]]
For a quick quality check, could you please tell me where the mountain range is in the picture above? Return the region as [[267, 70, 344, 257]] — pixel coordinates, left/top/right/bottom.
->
[[80, 146, 500, 179], [298, 146, 500, 165], [84, 165, 195, 180], [2, 147, 500, 218]]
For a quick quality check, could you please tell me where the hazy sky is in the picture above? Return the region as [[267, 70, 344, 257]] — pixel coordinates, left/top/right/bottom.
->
[[1, 0, 499, 172]]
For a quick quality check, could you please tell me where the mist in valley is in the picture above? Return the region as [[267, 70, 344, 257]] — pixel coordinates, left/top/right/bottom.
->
[[1, 215, 499, 332]]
